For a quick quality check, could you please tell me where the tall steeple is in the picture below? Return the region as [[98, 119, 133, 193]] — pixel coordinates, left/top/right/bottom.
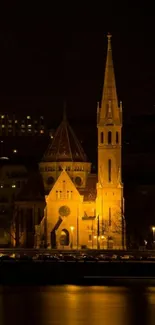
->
[[99, 33, 121, 125], [96, 33, 125, 249]]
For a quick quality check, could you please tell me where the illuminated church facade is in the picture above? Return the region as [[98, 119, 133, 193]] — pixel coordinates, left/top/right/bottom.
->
[[35, 34, 125, 250]]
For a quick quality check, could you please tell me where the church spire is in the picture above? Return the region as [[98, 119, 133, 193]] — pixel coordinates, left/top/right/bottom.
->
[[99, 33, 120, 124]]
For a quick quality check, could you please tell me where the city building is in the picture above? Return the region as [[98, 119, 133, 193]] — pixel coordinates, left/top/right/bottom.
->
[[0, 114, 46, 136], [0, 161, 28, 246], [11, 34, 125, 249]]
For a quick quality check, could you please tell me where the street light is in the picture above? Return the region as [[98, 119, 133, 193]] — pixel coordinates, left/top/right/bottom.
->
[[70, 226, 74, 249], [152, 227, 155, 244]]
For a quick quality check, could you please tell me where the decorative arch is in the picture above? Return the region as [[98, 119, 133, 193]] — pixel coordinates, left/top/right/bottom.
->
[[100, 131, 104, 144], [108, 131, 112, 144], [116, 131, 119, 144]]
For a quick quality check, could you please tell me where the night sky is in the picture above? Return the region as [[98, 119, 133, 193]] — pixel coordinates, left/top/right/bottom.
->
[[0, 5, 155, 128]]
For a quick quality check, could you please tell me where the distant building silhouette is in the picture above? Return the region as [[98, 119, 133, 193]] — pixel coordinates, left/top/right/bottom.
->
[[0, 113, 46, 136]]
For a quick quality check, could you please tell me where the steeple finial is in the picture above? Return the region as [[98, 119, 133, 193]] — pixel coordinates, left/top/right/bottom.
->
[[63, 101, 67, 121], [98, 33, 120, 124], [107, 33, 112, 51]]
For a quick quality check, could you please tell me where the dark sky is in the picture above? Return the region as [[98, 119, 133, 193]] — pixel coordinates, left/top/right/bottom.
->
[[0, 5, 155, 127]]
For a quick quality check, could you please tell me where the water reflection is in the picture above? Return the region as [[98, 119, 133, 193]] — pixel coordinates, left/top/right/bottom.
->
[[40, 286, 128, 325], [147, 287, 155, 325], [0, 285, 154, 325], [127, 286, 150, 325], [0, 286, 43, 325]]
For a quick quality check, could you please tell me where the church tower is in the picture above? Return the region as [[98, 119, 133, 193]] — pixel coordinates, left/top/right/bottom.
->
[[96, 34, 125, 249]]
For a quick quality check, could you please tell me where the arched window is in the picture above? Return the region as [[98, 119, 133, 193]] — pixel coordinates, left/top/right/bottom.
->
[[116, 131, 119, 144], [108, 159, 111, 182], [100, 132, 104, 144], [109, 207, 111, 226], [108, 131, 112, 144]]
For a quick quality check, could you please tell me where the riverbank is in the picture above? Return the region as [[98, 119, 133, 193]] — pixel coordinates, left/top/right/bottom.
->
[[1, 260, 155, 285]]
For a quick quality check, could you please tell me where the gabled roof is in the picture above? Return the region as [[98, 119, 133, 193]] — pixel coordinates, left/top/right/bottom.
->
[[46, 169, 81, 201], [15, 172, 45, 202], [42, 112, 87, 163]]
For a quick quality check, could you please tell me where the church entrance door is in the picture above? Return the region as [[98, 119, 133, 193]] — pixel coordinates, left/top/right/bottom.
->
[[60, 229, 69, 246]]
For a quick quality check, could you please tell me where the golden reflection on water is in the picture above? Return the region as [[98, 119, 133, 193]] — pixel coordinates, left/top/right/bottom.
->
[[40, 286, 128, 325], [0, 285, 154, 325]]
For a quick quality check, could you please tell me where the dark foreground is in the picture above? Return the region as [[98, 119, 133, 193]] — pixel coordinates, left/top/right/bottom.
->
[[1, 260, 155, 285], [0, 285, 153, 325]]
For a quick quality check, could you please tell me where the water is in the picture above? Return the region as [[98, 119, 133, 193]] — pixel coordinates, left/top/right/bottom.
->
[[0, 285, 155, 324]]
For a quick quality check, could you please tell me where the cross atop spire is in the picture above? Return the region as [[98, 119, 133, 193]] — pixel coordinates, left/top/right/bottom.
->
[[98, 33, 121, 125]]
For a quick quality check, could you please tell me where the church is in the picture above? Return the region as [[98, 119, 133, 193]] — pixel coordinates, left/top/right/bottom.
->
[[12, 34, 125, 250]]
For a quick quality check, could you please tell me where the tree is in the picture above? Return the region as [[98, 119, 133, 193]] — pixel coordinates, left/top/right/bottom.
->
[[6, 204, 23, 247]]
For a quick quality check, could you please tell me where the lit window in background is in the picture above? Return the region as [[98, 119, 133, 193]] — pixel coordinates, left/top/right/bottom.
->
[[28, 124, 32, 127], [2, 125, 5, 128], [15, 120, 18, 123], [0, 185, 3, 188], [27, 116, 31, 119], [13, 149, 17, 153], [12, 184, 16, 188], [40, 130, 44, 134], [50, 135, 53, 139], [1, 116, 4, 118]]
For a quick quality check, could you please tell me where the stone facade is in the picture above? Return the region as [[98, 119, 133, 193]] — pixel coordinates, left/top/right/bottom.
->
[[1, 34, 125, 249], [37, 34, 126, 250]]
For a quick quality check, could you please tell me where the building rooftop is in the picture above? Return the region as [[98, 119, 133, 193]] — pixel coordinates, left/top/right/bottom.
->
[[42, 112, 88, 163]]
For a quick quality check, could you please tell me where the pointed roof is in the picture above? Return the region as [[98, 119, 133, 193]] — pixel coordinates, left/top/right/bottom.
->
[[99, 33, 120, 124], [42, 112, 87, 162], [46, 169, 81, 200]]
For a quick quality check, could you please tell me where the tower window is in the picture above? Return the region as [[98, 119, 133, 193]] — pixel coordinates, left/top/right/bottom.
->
[[100, 132, 104, 144], [116, 131, 119, 144], [108, 159, 111, 182], [109, 207, 111, 226], [108, 131, 112, 144]]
